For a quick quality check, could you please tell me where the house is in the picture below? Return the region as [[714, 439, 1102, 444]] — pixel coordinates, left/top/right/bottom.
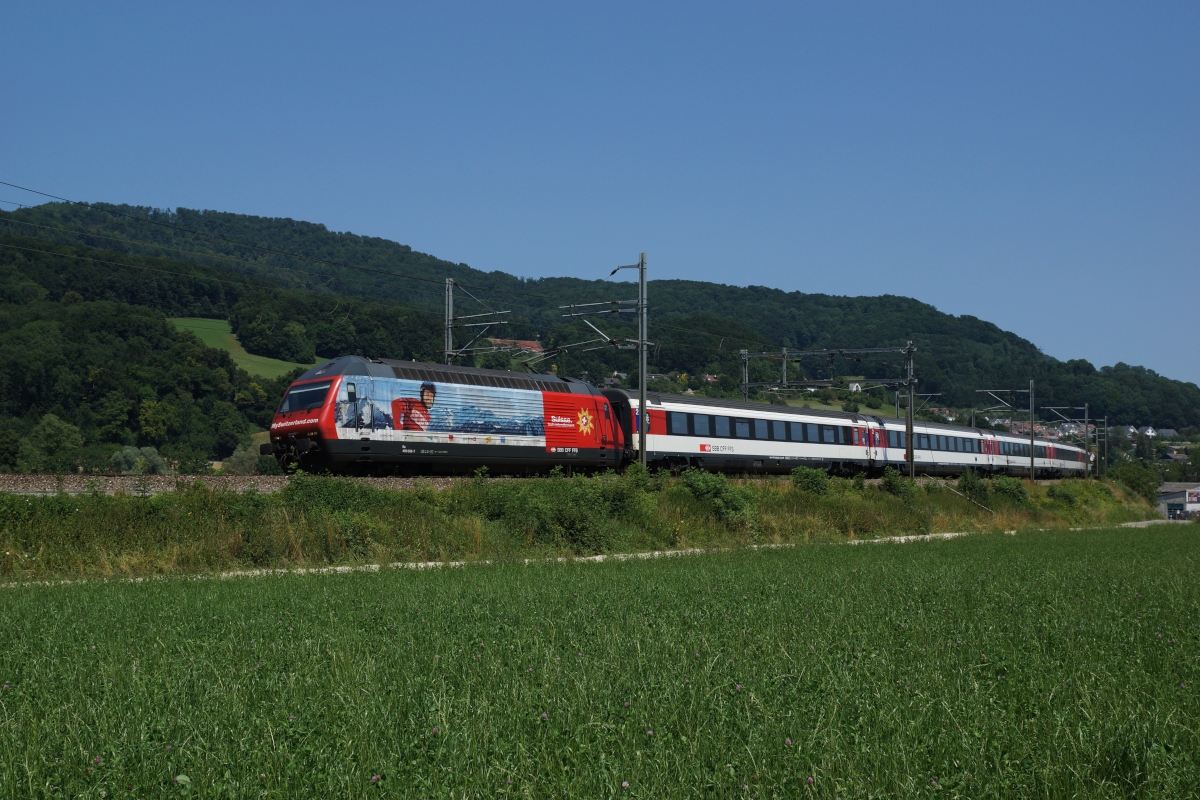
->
[[702, 374, 719, 384], [600, 377, 623, 388], [1137, 426, 1158, 438], [646, 373, 669, 382], [1110, 425, 1138, 439], [486, 337, 544, 354], [1157, 428, 1179, 439], [1156, 483, 1200, 520], [1162, 445, 1190, 462]]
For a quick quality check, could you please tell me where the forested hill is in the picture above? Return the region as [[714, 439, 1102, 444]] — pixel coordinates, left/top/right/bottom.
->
[[1, 202, 1198, 430]]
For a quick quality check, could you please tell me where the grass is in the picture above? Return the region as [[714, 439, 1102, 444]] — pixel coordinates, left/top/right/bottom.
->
[[0, 527, 1196, 797], [0, 471, 1158, 581], [168, 318, 317, 379]]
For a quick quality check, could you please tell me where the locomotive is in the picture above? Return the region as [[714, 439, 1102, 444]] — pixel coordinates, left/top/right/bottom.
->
[[263, 355, 1088, 477]]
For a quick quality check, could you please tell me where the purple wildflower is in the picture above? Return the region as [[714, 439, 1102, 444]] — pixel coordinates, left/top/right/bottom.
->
[[371, 774, 381, 784], [807, 776, 814, 785], [541, 712, 548, 719], [622, 781, 629, 788], [785, 738, 792, 746], [736, 684, 742, 691], [432, 727, 439, 734], [93, 757, 101, 764], [646, 729, 653, 736]]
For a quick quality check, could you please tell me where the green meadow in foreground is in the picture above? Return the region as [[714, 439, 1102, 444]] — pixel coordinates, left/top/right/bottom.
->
[[1, 528, 1196, 798]]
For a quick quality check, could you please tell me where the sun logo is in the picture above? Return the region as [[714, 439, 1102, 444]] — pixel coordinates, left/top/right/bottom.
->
[[576, 408, 595, 436]]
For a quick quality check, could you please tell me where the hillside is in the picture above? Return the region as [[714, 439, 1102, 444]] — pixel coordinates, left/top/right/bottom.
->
[[2, 203, 1199, 431]]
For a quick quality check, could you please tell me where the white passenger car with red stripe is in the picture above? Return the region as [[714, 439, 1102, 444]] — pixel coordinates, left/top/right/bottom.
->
[[602, 390, 1087, 477]]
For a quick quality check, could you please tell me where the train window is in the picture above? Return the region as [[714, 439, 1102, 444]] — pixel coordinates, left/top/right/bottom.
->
[[603, 403, 610, 420], [842, 426, 852, 444], [754, 419, 768, 439], [918, 434, 930, 449], [790, 422, 805, 441], [280, 380, 333, 413], [669, 412, 688, 435], [694, 414, 710, 436], [715, 416, 731, 437], [807, 423, 819, 443], [772, 420, 786, 441], [954, 437, 962, 452], [938, 435, 947, 451], [735, 419, 751, 438]]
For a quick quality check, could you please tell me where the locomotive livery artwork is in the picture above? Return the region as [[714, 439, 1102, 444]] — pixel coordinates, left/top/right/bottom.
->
[[264, 355, 1089, 477]]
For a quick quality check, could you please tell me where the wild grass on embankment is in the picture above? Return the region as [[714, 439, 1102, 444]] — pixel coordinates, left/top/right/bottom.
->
[[0, 528, 1197, 796], [0, 468, 1160, 580]]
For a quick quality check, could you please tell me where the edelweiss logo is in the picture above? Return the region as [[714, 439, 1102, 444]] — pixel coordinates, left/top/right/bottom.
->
[[576, 408, 594, 436]]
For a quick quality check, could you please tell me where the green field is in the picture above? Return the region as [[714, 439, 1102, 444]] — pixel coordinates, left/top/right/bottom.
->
[[1, 528, 1196, 797], [169, 318, 317, 379]]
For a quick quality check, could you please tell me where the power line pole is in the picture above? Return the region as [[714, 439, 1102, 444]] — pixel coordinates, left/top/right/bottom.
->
[[443, 279, 511, 365], [638, 252, 648, 468], [444, 278, 454, 364], [1029, 379, 1035, 481], [906, 341, 915, 479]]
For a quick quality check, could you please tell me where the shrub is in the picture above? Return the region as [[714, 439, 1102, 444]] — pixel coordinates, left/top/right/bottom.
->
[[992, 476, 1029, 504], [957, 469, 988, 504], [1108, 460, 1161, 504], [852, 473, 866, 492], [110, 446, 169, 475], [791, 466, 829, 495], [881, 467, 916, 501], [221, 445, 260, 475], [681, 469, 756, 527]]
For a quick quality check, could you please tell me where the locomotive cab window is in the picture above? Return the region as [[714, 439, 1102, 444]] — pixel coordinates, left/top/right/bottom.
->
[[280, 380, 333, 413]]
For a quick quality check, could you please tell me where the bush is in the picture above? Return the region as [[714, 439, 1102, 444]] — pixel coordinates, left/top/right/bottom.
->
[[681, 469, 756, 527], [110, 446, 169, 475], [17, 414, 83, 472], [791, 466, 829, 495], [957, 469, 989, 505], [1108, 460, 1161, 504], [881, 467, 916, 501], [222, 445, 260, 475], [841, 400, 860, 413], [991, 476, 1029, 504]]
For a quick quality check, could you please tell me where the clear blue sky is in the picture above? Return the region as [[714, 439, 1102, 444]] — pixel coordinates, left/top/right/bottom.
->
[[3, 2, 1197, 382]]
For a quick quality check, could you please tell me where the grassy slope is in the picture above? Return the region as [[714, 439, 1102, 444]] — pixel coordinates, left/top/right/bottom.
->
[[0, 474, 1157, 580], [1, 528, 1196, 796], [169, 317, 316, 379]]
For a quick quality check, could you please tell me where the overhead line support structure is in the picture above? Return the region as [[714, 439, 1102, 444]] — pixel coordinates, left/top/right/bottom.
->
[[443, 278, 511, 364], [975, 384, 1036, 480]]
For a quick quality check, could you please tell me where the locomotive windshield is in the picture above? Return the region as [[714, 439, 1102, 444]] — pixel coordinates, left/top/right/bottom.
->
[[279, 380, 333, 413]]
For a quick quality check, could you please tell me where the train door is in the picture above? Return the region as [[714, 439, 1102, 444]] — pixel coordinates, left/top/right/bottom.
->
[[343, 378, 372, 438], [867, 418, 885, 470]]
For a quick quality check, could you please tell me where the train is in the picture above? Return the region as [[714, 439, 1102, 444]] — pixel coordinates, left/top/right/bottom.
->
[[263, 355, 1089, 478]]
